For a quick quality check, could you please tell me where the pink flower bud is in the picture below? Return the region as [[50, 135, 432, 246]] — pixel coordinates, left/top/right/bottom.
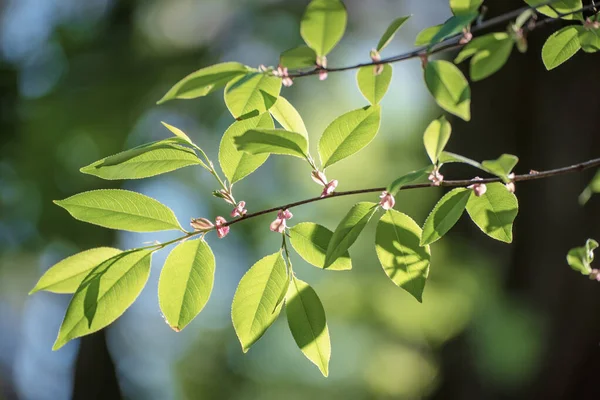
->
[[190, 218, 214, 231], [319, 70, 328, 81], [505, 173, 515, 193], [231, 201, 247, 218], [311, 170, 328, 186], [589, 269, 600, 281], [321, 179, 338, 197], [468, 177, 487, 197], [428, 169, 444, 186], [278, 209, 293, 220], [270, 209, 293, 233], [373, 64, 384, 76], [379, 191, 395, 210], [282, 77, 294, 87], [215, 216, 230, 238], [370, 49, 381, 63], [459, 29, 473, 45]]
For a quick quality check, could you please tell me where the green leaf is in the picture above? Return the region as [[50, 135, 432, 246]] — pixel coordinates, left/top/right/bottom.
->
[[450, 0, 483, 15], [269, 97, 308, 137], [234, 128, 309, 159], [318, 105, 381, 169], [30, 247, 122, 294], [158, 239, 215, 332], [80, 140, 203, 180], [285, 277, 331, 377], [454, 32, 514, 81], [300, 0, 347, 57], [232, 252, 288, 352], [376, 209, 431, 302], [439, 151, 483, 170], [289, 222, 352, 270], [525, 0, 583, 21], [424, 60, 471, 121], [356, 64, 392, 105], [542, 26, 581, 70], [161, 121, 195, 146], [481, 154, 518, 182], [157, 62, 249, 104], [421, 188, 471, 246], [429, 13, 478, 46], [579, 169, 600, 205], [376, 16, 411, 52], [567, 239, 598, 274], [53, 249, 153, 350], [280, 46, 317, 69], [415, 24, 443, 46], [466, 183, 518, 243], [324, 202, 379, 268], [224, 73, 282, 119], [54, 189, 182, 232], [219, 113, 274, 184], [387, 166, 433, 194], [578, 26, 600, 53], [423, 116, 452, 164]]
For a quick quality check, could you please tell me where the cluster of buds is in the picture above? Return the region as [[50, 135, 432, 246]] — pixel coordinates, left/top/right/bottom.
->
[[468, 177, 487, 197], [505, 173, 516, 193], [379, 191, 395, 210], [272, 65, 293, 87], [190, 216, 230, 239], [311, 170, 338, 197], [214, 188, 247, 219], [584, 17, 600, 30], [270, 209, 293, 233], [589, 269, 600, 282], [316, 56, 328, 81], [459, 28, 473, 45], [370, 49, 384, 75], [428, 167, 443, 186]]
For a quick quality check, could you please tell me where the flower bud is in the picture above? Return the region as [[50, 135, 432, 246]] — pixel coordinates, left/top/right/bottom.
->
[[215, 216, 230, 238], [428, 169, 444, 186], [311, 170, 328, 186], [379, 191, 395, 210], [191, 218, 214, 231], [468, 177, 487, 197], [270, 209, 293, 233], [231, 201, 247, 218], [319, 70, 328, 81], [321, 179, 338, 197]]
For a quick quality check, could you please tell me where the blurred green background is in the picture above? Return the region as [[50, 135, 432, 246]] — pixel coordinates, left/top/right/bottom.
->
[[0, 1, 599, 399]]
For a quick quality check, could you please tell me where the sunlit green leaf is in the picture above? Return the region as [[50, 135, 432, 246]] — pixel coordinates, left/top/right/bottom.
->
[[158, 239, 215, 332], [567, 238, 598, 274], [300, 0, 347, 57], [387, 166, 433, 195], [30, 247, 122, 294], [356, 64, 392, 105], [232, 252, 288, 352], [542, 26, 581, 70], [318, 105, 381, 168], [285, 277, 331, 376], [157, 62, 249, 104], [269, 96, 308, 137], [525, 0, 583, 21], [376, 209, 431, 302], [161, 121, 195, 146], [424, 60, 471, 121], [219, 113, 274, 184], [325, 202, 378, 268], [235, 128, 309, 159], [53, 249, 153, 350], [224, 73, 282, 119], [54, 189, 182, 232], [579, 169, 600, 205], [376, 16, 411, 52], [430, 13, 477, 45], [423, 116, 452, 164], [466, 183, 518, 243], [280, 46, 317, 69], [578, 26, 600, 53], [481, 154, 518, 182], [439, 151, 483, 170], [289, 222, 351, 270], [454, 32, 514, 81], [450, 0, 483, 15], [415, 24, 443, 46], [421, 188, 471, 246]]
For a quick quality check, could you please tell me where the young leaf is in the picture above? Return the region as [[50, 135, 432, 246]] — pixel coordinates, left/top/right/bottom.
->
[[54, 189, 182, 232], [376, 209, 431, 302], [300, 0, 347, 57], [450, 0, 483, 15], [234, 128, 309, 159], [232, 252, 288, 352], [158, 239, 215, 332], [424, 60, 471, 121], [30, 247, 122, 295], [387, 166, 433, 195], [481, 154, 518, 182], [376, 16, 411, 52], [53, 249, 153, 350], [289, 222, 352, 271], [324, 202, 379, 268], [318, 105, 382, 169], [429, 13, 478, 45], [578, 26, 600, 53], [356, 64, 392, 105], [421, 188, 471, 246], [454, 32, 514, 81], [280, 46, 317, 69], [439, 151, 483, 170], [415, 24, 443, 46], [157, 62, 249, 104], [219, 113, 274, 184], [285, 277, 331, 377], [80, 140, 203, 180], [269, 97, 308, 137], [579, 169, 600, 205], [567, 239, 598, 274], [224, 73, 282, 119], [423, 116, 452, 164], [161, 121, 195, 146], [525, 0, 583, 21], [466, 183, 518, 243], [542, 26, 581, 70]]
